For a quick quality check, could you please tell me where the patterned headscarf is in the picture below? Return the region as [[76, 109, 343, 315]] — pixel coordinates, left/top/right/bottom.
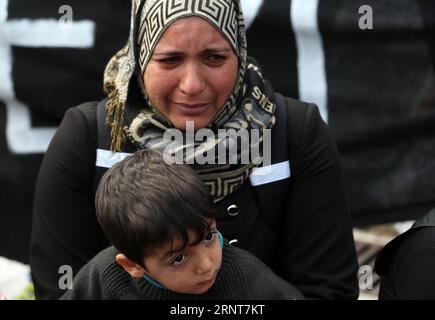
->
[[104, 0, 246, 150], [103, 0, 276, 202], [137, 0, 242, 75]]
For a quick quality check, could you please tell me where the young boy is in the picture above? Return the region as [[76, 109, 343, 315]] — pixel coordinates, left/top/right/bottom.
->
[[60, 150, 303, 300]]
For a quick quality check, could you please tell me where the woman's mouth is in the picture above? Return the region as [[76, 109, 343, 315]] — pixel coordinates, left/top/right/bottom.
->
[[171, 101, 211, 115]]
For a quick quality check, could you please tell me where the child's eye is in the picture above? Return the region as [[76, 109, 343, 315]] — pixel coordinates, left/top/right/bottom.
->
[[171, 254, 187, 267], [203, 230, 217, 244]]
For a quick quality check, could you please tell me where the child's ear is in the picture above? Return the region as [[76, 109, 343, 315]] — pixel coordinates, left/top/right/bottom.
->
[[115, 254, 146, 278]]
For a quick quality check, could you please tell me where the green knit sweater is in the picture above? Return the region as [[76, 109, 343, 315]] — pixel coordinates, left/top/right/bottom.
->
[[60, 242, 303, 300]]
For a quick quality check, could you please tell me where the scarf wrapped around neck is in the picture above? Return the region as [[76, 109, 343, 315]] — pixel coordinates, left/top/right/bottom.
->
[[103, 0, 276, 202]]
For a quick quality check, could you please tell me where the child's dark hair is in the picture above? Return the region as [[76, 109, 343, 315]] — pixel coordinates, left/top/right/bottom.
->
[[95, 150, 215, 267]]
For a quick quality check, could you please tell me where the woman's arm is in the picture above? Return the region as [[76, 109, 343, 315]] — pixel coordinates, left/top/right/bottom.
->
[[29, 103, 106, 299], [282, 103, 359, 299]]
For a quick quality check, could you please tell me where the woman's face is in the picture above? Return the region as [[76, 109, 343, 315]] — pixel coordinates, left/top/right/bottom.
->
[[143, 17, 238, 130]]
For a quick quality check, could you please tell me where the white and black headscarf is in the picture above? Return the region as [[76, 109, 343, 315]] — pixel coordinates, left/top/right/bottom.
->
[[103, 0, 276, 202]]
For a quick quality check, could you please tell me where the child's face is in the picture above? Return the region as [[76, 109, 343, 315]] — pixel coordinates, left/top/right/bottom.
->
[[143, 220, 222, 294]]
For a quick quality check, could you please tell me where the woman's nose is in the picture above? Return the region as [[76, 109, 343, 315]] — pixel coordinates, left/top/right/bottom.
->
[[179, 63, 205, 96]]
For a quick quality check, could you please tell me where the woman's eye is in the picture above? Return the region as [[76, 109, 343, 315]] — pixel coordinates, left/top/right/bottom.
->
[[207, 55, 226, 64], [158, 57, 181, 65], [171, 254, 187, 267]]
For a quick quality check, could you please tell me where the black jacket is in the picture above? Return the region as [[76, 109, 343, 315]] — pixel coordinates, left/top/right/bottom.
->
[[375, 208, 435, 299], [30, 93, 359, 300]]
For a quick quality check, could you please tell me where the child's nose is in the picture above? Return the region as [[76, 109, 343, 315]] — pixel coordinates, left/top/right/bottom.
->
[[194, 252, 213, 275]]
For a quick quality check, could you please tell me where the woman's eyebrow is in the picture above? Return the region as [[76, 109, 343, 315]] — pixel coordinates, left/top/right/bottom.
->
[[153, 48, 230, 56], [204, 48, 230, 53], [153, 51, 181, 56]]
